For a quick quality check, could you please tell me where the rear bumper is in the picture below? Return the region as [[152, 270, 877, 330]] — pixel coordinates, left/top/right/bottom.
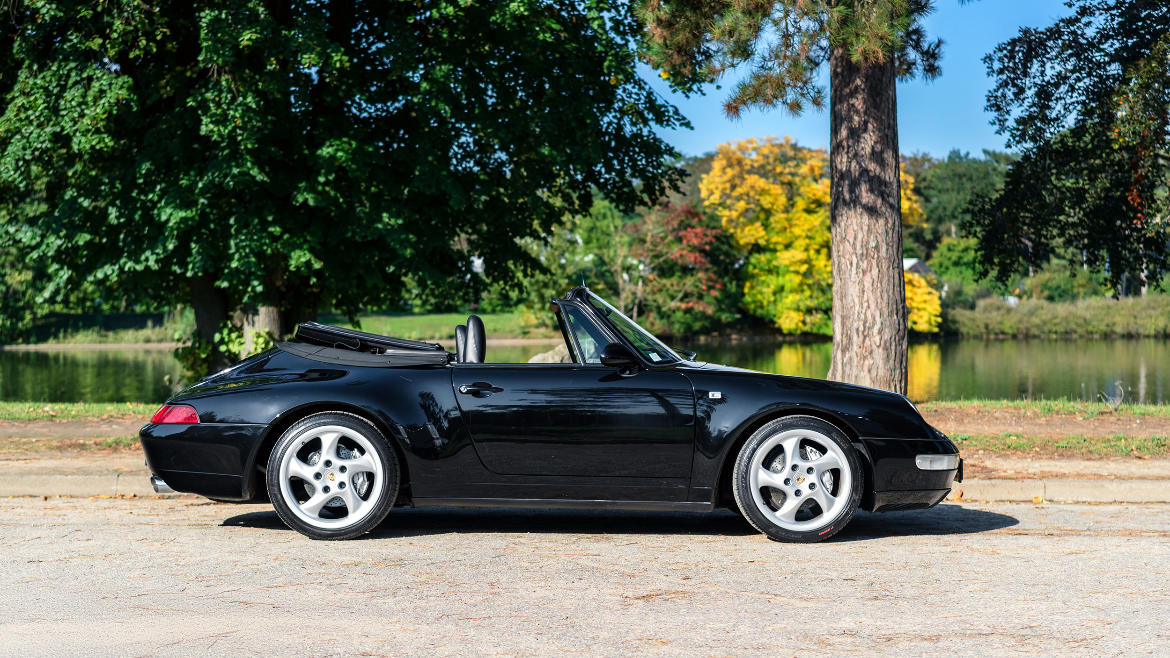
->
[[140, 422, 267, 501]]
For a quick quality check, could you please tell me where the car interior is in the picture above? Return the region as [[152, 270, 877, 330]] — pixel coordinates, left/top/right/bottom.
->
[[454, 310, 580, 365], [454, 315, 486, 363]]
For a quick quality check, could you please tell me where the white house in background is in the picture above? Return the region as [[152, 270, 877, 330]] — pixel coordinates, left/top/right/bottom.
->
[[902, 258, 936, 278]]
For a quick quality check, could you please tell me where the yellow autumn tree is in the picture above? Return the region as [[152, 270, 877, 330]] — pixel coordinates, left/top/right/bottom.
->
[[900, 167, 925, 228], [701, 137, 833, 333], [703, 136, 935, 334], [904, 271, 941, 332]]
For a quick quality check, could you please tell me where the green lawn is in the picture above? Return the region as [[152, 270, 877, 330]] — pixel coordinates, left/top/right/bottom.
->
[[949, 433, 1170, 458], [38, 326, 178, 345], [0, 401, 154, 421], [917, 398, 1170, 418], [320, 312, 558, 341]]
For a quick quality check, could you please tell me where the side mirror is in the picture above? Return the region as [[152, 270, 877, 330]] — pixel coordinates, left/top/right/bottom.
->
[[599, 342, 638, 368]]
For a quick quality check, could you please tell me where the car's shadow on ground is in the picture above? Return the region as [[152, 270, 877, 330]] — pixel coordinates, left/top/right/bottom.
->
[[221, 503, 1018, 540], [828, 503, 1019, 542]]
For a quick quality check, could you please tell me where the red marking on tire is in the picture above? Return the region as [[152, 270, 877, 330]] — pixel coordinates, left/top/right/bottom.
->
[[819, 526, 834, 535]]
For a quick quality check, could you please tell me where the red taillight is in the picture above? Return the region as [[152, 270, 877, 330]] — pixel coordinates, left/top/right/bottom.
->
[[150, 405, 200, 424]]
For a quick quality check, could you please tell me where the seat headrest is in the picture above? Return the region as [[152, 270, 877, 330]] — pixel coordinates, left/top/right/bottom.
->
[[455, 325, 468, 363], [464, 315, 486, 363]]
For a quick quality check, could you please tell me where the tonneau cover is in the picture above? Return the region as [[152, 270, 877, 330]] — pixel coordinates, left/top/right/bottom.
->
[[295, 321, 444, 353], [279, 342, 450, 367]]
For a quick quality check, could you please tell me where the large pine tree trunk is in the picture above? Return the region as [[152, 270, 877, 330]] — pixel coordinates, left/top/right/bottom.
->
[[827, 48, 907, 394]]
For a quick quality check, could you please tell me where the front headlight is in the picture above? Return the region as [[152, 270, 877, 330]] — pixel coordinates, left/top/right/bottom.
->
[[915, 454, 960, 471]]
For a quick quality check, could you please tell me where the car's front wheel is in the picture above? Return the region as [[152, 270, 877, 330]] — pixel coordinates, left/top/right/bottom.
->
[[267, 412, 399, 540], [732, 416, 862, 543]]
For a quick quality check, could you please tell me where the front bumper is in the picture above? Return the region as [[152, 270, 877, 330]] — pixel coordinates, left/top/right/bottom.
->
[[859, 437, 961, 513], [140, 422, 267, 501]]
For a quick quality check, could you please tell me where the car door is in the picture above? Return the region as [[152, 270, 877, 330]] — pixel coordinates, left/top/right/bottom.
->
[[451, 306, 695, 478]]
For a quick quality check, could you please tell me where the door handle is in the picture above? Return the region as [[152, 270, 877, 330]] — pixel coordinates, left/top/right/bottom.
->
[[458, 382, 504, 395]]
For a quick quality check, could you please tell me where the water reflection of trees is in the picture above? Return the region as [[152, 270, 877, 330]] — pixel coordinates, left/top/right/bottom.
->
[[676, 339, 1166, 403], [0, 349, 183, 403]]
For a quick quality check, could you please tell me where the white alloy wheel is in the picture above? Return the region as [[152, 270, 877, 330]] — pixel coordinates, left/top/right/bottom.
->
[[268, 413, 399, 540], [748, 428, 851, 530], [733, 416, 862, 543], [279, 424, 383, 529]]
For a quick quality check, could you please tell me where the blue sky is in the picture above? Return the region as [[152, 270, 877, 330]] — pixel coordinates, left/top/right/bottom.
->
[[640, 0, 1073, 159]]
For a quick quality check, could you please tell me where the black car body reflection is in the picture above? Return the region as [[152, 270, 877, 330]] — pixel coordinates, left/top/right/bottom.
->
[[140, 287, 961, 518]]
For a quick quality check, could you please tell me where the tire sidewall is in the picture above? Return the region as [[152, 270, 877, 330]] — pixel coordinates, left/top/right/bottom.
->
[[732, 416, 863, 543], [267, 412, 399, 540]]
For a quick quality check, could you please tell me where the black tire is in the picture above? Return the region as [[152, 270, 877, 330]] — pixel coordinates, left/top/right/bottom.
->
[[732, 416, 862, 543], [267, 412, 399, 540]]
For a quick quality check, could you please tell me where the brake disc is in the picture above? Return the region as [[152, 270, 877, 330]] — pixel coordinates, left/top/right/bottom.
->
[[767, 452, 787, 509], [802, 444, 834, 492]]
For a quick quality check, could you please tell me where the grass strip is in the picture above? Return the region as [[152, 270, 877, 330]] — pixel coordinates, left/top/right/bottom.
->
[[0, 436, 141, 454], [918, 398, 1170, 418], [0, 401, 154, 421], [40, 326, 178, 345], [952, 433, 1170, 459]]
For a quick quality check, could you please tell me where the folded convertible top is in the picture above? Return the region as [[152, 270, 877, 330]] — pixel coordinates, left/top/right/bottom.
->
[[295, 321, 444, 353], [279, 342, 451, 367]]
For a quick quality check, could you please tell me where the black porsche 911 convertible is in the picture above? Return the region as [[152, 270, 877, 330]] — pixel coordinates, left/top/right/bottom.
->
[[140, 287, 962, 542]]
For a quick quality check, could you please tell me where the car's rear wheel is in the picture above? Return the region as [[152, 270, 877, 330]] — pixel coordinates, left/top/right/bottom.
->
[[267, 412, 399, 540], [732, 416, 862, 543]]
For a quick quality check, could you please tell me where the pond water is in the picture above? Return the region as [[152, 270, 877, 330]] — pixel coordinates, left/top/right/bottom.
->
[[0, 348, 183, 404], [1, 339, 1166, 404]]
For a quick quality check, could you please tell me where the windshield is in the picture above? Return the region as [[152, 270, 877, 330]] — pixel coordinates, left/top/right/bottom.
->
[[586, 292, 682, 364]]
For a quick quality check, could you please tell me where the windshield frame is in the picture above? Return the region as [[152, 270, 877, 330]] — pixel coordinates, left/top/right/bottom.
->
[[584, 291, 684, 365]]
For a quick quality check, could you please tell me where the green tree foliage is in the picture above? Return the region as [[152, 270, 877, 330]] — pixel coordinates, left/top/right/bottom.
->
[[638, 0, 946, 113], [902, 150, 1014, 260], [480, 157, 743, 337], [929, 237, 985, 288], [970, 0, 1170, 292], [0, 245, 39, 343], [489, 206, 742, 337], [0, 0, 686, 366], [1026, 259, 1110, 303]]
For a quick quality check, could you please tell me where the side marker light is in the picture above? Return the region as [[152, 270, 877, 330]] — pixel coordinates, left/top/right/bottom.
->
[[915, 454, 959, 470]]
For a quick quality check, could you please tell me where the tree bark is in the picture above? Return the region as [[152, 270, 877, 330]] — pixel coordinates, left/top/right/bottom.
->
[[827, 48, 907, 394], [187, 276, 232, 372], [242, 304, 282, 356], [241, 266, 284, 356]]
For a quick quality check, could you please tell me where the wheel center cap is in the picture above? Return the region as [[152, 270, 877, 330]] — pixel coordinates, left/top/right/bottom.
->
[[795, 475, 806, 486], [327, 472, 336, 482]]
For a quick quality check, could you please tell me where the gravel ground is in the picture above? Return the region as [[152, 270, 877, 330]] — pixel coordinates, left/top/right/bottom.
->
[[2, 498, 1168, 657]]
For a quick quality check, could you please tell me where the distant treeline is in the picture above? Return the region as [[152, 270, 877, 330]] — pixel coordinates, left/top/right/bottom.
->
[[946, 296, 1170, 338]]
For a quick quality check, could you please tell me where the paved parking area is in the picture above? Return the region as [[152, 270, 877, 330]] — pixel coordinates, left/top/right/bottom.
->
[[3, 498, 1168, 657]]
